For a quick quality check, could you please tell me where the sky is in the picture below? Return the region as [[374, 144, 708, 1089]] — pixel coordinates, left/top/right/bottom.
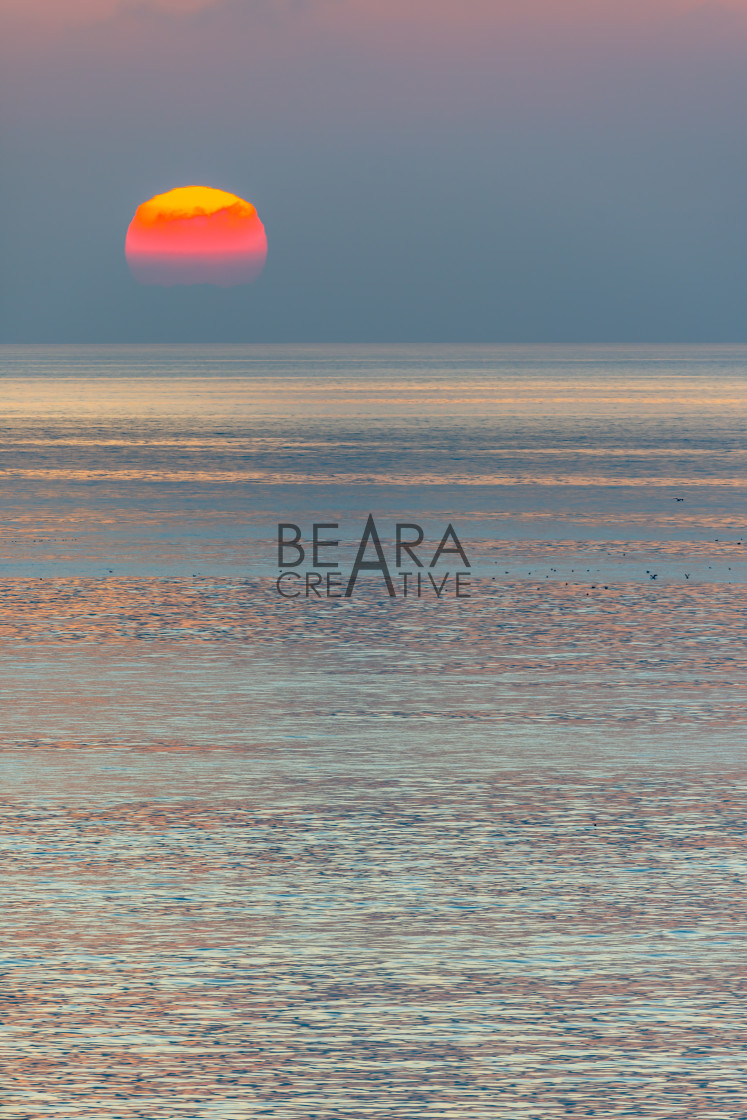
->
[[2, 0, 747, 341]]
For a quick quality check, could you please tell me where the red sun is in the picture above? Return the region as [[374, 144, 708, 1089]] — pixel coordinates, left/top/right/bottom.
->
[[125, 185, 267, 287]]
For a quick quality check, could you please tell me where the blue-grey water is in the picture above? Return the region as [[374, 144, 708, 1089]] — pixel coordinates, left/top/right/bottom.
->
[[1, 344, 746, 1118]]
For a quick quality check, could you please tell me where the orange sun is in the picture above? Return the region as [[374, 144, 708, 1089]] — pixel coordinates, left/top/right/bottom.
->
[[125, 185, 267, 287]]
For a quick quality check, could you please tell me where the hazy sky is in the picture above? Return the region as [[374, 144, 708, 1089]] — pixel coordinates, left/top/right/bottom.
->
[[3, 0, 747, 341]]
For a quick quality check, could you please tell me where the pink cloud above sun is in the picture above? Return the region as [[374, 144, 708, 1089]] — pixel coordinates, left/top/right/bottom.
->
[[125, 185, 267, 287]]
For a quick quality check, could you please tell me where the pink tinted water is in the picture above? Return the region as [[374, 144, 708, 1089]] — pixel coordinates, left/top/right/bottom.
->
[[0, 345, 746, 1118]]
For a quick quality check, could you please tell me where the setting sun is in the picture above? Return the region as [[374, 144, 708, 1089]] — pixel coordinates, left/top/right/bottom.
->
[[125, 185, 267, 287]]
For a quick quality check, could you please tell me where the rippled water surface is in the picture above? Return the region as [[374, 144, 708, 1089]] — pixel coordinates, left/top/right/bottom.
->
[[1, 345, 746, 1118]]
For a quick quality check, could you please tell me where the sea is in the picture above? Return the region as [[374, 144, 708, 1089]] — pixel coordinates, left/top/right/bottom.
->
[[1, 344, 746, 1119]]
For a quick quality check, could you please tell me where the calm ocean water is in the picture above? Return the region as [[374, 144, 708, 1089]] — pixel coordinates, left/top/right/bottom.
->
[[1, 344, 746, 1118]]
